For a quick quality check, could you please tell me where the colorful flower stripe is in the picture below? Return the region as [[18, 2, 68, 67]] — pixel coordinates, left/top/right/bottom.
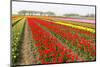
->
[[38, 16, 95, 29], [54, 22, 95, 33], [31, 17, 95, 60], [56, 18, 95, 24], [37, 16, 95, 37], [27, 17, 81, 64]]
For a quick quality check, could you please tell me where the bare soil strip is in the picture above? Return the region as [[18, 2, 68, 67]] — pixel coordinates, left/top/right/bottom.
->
[[17, 19, 33, 65]]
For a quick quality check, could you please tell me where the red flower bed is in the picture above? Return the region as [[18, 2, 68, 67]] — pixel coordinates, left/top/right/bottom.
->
[[29, 17, 96, 61], [27, 17, 81, 64]]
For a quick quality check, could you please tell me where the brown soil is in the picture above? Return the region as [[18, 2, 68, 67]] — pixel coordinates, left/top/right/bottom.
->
[[17, 20, 34, 65]]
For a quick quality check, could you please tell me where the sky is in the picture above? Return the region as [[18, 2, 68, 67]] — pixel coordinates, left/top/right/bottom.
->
[[12, 1, 95, 16]]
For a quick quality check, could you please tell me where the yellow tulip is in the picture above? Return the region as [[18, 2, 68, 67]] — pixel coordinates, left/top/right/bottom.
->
[[54, 22, 95, 33]]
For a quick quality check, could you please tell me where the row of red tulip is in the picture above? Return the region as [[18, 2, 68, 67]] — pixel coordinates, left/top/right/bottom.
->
[[27, 17, 82, 64], [31, 17, 96, 61]]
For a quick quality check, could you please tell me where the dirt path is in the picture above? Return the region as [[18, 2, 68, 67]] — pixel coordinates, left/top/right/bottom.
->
[[17, 20, 34, 65]]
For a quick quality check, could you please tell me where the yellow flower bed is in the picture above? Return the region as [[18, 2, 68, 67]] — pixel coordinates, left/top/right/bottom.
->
[[54, 22, 95, 33]]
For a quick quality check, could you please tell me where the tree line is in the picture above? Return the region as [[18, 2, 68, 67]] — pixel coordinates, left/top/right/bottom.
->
[[18, 10, 95, 18]]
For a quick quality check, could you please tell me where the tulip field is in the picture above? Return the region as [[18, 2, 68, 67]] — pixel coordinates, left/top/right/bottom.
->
[[12, 16, 96, 65]]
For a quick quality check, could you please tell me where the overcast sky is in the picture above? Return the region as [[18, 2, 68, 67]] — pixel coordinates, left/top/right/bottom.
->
[[12, 1, 95, 16]]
